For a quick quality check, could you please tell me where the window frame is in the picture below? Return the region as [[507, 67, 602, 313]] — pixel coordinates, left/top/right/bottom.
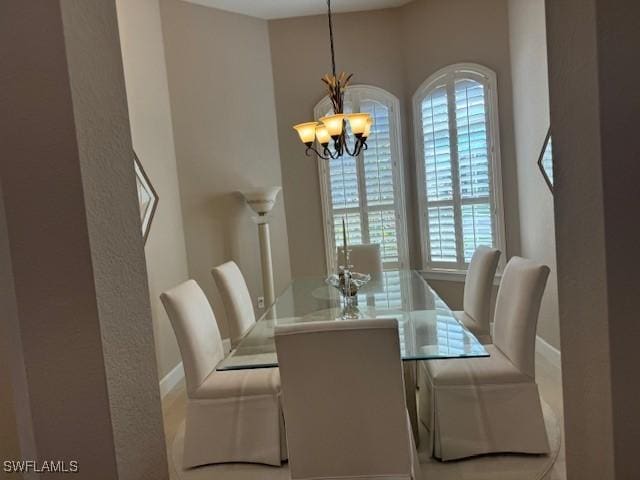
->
[[413, 63, 506, 276], [315, 84, 410, 275]]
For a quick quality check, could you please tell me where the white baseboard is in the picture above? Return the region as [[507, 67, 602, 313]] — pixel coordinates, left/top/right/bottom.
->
[[159, 361, 184, 398], [536, 335, 561, 369]]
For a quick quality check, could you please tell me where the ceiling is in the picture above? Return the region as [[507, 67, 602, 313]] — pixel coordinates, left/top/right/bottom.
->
[[181, 0, 413, 20]]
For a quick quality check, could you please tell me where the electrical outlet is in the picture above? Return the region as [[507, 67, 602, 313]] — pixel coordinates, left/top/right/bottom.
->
[[257, 296, 265, 309]]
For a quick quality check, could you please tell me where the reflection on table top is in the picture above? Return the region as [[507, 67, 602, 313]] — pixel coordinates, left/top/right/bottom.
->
[[217, 270, 488, 371]]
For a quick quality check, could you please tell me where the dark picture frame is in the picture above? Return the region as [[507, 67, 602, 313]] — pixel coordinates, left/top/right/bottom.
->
[[134, 151, 159, 244], [537, 128, 554, 192]]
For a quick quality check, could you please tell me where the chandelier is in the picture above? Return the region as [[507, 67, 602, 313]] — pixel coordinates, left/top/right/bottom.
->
[[292, 0, 372, 160]]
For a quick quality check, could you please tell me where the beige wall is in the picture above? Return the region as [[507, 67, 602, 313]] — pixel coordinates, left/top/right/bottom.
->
[[508, 0, 560, 349], [401, 0, 520, 266], [269, 10, 404, 276], [400, 0, 516, 312], [269, 0, 519, 308], [116, 0, 189, 379], [1, 0, 168, 477], [62, 0, 169, 475], [0, 375, 21, 478], [269, 8, 406, 277], [0, 325, 21, 480], [0, 184, 24, 479], [547, 0, 640, 476], [159, 0, 292, 338]]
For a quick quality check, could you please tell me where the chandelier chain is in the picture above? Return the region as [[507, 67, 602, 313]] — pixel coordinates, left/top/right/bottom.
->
[[327, 0, 336, 77], [292, 0, 371, 160]]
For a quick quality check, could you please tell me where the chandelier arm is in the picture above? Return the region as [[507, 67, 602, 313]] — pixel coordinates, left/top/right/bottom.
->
[[352, 141, 361, 157], [343, 141, 353, 156], [325, 144, 340, 160], [343, 134, 359, 157], [333, 135, 345, 157], [305, 144, 331, 160], [355, 137, 369, 157], [360, 138, 369, 153]]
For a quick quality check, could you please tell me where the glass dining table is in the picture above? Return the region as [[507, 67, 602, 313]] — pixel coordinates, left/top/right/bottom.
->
[[217, 269, 488, 442]]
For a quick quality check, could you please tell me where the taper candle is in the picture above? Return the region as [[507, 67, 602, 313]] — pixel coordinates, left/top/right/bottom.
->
[[342, 216, 348, 266]]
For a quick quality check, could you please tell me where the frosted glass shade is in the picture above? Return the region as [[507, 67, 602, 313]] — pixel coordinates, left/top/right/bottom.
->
[[293, 122, 319, 144], [347, 113, 370, 135], [315, 125, 331, 145], [319, 114, 345, 137], [363, 118, 373, 138], [240, 187, 282, 215]]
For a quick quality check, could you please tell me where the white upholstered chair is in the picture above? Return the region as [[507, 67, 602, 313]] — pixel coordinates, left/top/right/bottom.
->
[[211, 261, 256, 347], [160, 280, 286, 468], [275, 319, 420, 480], [418, 257, 550, 461], [337, 243, 383, 274], [455, 246, 501, 344]]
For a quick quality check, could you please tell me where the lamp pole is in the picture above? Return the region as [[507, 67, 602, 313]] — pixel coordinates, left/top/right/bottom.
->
[[240, 187, 281, 308], [256, 216, 275, 306]]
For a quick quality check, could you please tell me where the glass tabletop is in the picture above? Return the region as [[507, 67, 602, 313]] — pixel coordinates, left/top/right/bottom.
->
[[216, 270, 488, 370]]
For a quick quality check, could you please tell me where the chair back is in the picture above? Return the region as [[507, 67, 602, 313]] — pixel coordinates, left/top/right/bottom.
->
[[463, 246, 501, 332], [493, 257, 550, 378], [337, 243, 383, 274], [275, 319, 412, 480], [211, 261, 256, 346], [160, 280, 224, 396]]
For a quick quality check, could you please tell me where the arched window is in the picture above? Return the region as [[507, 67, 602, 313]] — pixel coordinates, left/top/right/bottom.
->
[[316, 85, 409, 274], [413, 64, 506, 274]]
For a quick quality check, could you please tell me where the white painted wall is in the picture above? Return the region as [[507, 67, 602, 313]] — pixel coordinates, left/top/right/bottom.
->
[[116, 0, 190, 379]]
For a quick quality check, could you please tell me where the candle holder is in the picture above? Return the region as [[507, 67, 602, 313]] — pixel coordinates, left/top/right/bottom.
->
[[326, 216, 369, 318], [326, 265, 370, 319]]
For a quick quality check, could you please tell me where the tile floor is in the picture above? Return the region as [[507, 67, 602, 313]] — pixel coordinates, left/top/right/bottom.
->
[[162, 350, 566, 480]]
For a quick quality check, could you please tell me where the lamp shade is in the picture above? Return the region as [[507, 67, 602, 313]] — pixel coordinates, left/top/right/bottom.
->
[[347, 113, 370, 135], [315, 124, 331, 145], [293, 122, 319, 144], [319, 114, 345, 138], [363, 117, 373, 138], [240, 187, 282, 215]]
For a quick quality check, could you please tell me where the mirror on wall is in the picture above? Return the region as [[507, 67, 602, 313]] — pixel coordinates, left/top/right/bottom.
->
[[134, 151, 159, 244], [538, 128, 553, 192]]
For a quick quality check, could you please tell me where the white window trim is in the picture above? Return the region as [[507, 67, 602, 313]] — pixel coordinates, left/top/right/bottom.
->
[[413, 63, 507, 277], [316, 84, 410, 275], [422, 269, 502, 285]]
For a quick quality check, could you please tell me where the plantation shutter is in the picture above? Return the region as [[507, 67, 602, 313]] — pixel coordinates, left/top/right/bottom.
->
[[416, 65, 504, 272], [455, 78, 493, 262], [421, 85, 457, 263], [361, 99, 400, 264], [318, 86, 408, 273]]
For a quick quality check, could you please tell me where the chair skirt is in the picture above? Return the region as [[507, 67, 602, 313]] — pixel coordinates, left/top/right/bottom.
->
[[183, 393, 287, 469], [418, 366, 550, 461]]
